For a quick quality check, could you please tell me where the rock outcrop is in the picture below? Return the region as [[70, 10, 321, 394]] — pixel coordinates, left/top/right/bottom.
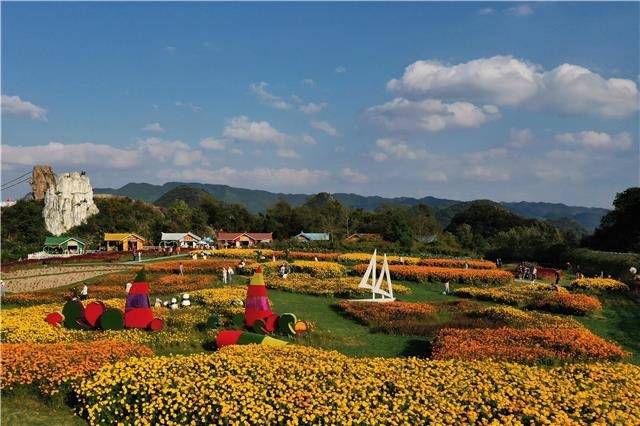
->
[[43, 171, 99, 236], [31, 165, 57, 201]]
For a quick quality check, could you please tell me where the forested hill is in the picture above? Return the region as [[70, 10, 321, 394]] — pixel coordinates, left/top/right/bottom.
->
[[95, 182, 608, 230]]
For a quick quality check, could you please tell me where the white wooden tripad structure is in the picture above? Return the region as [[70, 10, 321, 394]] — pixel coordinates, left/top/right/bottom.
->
[[351, 249, 395, 302]]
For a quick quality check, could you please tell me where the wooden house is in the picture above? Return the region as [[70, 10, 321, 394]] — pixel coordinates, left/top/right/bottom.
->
[[43, 236, 86, 255], [294, 231, 330, 242], [104, 233, 146, 251], [160, 232, 202, 248], [215, 232, 273, 249]]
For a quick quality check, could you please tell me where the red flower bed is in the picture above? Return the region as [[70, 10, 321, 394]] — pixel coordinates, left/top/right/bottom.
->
[[338, 301, 438, 335], [431, 327, 628, 362]]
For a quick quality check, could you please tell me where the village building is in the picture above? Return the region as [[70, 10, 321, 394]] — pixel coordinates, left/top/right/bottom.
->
[[294, 231, 330, 243], [215, 232, 273, 249], [104, 233, 146, 251], [159, 232, 202, 248], [345, 233, 383, 242], [43, 236, 86, 255]]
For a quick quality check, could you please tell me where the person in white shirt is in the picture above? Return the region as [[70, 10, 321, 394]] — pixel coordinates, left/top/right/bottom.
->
[[125, 282, 132, 294], [444, 281, 450, 295], [222, 267, 228, 284], [80, 284, 88, 300]]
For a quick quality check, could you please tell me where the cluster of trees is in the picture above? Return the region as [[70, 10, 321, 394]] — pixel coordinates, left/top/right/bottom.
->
[[2, 185, 637, 264]]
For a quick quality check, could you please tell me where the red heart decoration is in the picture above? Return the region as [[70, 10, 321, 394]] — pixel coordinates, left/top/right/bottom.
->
[[84, 301, 106, 328]]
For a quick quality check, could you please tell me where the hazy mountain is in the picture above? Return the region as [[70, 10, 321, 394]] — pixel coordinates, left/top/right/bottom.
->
[[95, 182, 609, 230]]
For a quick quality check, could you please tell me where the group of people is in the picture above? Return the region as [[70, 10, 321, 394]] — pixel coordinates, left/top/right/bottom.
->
[[68, 284, 89, 301], [516, 263, 538, 282]]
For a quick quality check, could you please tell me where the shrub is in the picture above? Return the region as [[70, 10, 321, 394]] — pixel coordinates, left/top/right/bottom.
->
[[431, 327, 629, 362]]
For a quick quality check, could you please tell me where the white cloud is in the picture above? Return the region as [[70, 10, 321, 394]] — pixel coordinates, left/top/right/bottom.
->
[[1, 142, 140, 169], [341, 167, 368, 184], [1, 95, 47, 120], [175, 101, 203, 112], [386, 55, 639, 118], [137, 137, 207, 167], [277, 147, 299, 158], [199, 137, 226, 151], [554, 131, 633, 150], [230, 148, 243, 155], [372, 152, 388, 162], [164, 46, 176, 53], [365, 98, 500, 133], [161, 167, 331, 188], [507, 128, 535, 148], [303, 78, 316, 87], [249, 82, 292, 110], [299, 102, 327, 114], [335, 66, 347, 74], [463, 166, 511, 182], [506, 4, 533, 16], [222, 115, 288, 144], [141, 122, 165, 132], [310, 120, 339, 136], [301, 134, 317, 145], [375, 138, 428, 160], [424, 171, 448, 182], [477, 7, 495, 15]]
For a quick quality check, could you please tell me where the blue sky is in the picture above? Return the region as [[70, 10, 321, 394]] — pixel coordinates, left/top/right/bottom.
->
[[2, 2, 638, 208]]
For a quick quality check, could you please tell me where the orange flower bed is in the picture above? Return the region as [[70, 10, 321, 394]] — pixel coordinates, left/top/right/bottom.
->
[[418, 259, 496, 269], [431, 327, 628, 362], [353, 264, 512, 285], [338, 301, 438, 335], [145, 259, 252, 274], [527, 292, 602, 316], [0, 340, 153, 395]]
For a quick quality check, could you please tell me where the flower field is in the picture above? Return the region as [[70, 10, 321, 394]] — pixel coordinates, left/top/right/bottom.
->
[[431, 327, 629, 362], [353, 263, 513, 285], [289, 260, 347, 278], [453, 285, 602, 315], [1, 340, 153, 395], [266, 272, 410, 297], [338, 301, 438, 335], [72, 345, 640, 425], [1, 265, 129, 292], [570, 277, 630, 292]]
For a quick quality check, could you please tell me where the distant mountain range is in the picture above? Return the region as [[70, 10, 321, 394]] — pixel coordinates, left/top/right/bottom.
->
[[94, 182, 609, 231]]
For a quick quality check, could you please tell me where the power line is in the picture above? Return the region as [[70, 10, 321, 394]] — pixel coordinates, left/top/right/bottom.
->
[[1, 171, 31, 187], [0, 177, 31, 191]]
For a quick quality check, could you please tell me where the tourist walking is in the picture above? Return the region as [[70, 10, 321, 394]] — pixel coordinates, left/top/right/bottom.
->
[[223, 267, 228, 284], [554, 270, 561, 286], [125, 282, 132, 294], [179, 262, 184, 276], [444, 281, 450, 295], [0, 280, 5, 299], [532, 267, 537, 282]]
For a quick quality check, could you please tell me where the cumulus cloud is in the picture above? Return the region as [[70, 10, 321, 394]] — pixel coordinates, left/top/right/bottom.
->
[[249, 82, 292, 110], [477, 7, 495, 15], [341, 167, 368, 184], [335, 66, 347, 74], [424, 171, 448, 182], [507, 128, 535, 148], [175, 101, 203, 112], [199, 137, 226, 150], [311, 120, 339, 136], [374, 138, 428, 160], [554, 131, 633, 150], [141, 122, 165, 132], [386, 55, 639, 117], [506, 4, 533, 16], [463, 166, 511, 182], [1, 95, 47, 120], [301, 134, 317, 145], [277, 147, 299, 158], [160, 167, 331, 189], [299, 102, 327, 114], [223, 116, 288, 144], [164, 46, 176, 53], [365, 98, 500, 133], [302, 78, 316, 87], [1, 142, 140, 169]]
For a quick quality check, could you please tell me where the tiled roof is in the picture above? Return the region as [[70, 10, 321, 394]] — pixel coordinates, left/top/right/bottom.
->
[[296, 232, 330, 241], [216, 232, 273, 241], [161, 232, 202, 241], [104, 233, 146, 241], [44, 236, 85, 246]]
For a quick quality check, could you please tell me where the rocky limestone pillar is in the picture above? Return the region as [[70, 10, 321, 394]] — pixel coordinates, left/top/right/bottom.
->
[[31, 165, 56, 201], [43, 171, 99, 236]]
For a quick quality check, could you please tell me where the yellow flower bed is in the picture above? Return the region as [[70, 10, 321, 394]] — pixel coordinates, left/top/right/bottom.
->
[[469, 306, 584, 329], [0, 301, 194, 346], [337, 252, 420, 264], [570, 277, 630, 292], [190, 286, 245, 316], [290, 260, 347, 278], [265, 273, 410, 297], [74, 345, 640, 425]]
